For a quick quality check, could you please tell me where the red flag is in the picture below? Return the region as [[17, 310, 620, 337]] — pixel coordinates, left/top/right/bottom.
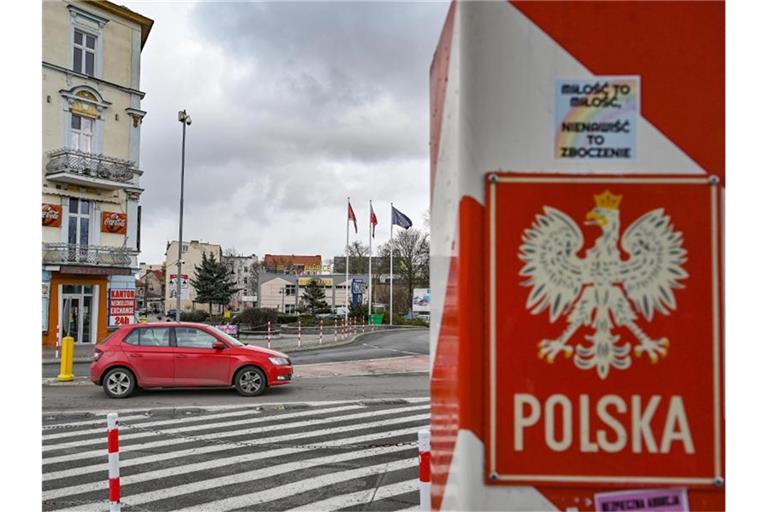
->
[[370, 204, 378, 238], [348, 202, 358, 234]]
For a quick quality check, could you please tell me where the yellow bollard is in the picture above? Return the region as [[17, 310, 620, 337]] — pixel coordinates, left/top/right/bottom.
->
[[57, 336, 75, 382]]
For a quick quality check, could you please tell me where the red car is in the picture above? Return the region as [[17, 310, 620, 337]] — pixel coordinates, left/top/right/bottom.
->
[[90, 322, 293, 398]]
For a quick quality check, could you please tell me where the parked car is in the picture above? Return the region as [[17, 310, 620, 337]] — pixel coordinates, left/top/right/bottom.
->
[[90, 322, 293, 398], [165, 309, 177, 318]]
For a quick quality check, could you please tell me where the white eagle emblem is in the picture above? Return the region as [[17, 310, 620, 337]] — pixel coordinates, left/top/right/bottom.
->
[[519, 190, 688, 379]]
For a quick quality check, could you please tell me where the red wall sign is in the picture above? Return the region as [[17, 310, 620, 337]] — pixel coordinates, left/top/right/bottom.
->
[[486, 174, 723, 488], [42, 203, 62, 227], [102, 212, 128, 234]]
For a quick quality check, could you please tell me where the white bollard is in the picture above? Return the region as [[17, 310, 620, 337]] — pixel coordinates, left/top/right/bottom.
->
[[267, 320, 272, 349], [418, 429, 431, 512], [107, 412, 121, 512], [334, 318, 338, 342], [297, 318, 302, 348], [319, 319, 324, 344]]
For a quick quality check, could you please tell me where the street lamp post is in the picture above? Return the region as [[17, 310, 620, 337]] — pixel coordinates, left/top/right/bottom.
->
[[176, 110, 191, 322]]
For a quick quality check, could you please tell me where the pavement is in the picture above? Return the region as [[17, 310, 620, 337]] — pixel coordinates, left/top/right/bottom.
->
[[42, 325, 415, 365]]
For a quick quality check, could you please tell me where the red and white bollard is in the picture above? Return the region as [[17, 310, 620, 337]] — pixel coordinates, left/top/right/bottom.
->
[[55, 323, 61, 359], [297, 318, 302, 348], [319, 319, 324, 345], [334, 318, 338, 342], [107, 412, 121, 512], [418, 429, 431, 512]]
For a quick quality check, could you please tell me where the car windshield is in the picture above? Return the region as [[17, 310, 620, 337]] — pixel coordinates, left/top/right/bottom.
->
[[214, 329, 245, 347]]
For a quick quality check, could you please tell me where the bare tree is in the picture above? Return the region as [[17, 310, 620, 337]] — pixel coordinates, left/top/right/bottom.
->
[[378, 228, 429, 315], [345, 241, 369, 274]]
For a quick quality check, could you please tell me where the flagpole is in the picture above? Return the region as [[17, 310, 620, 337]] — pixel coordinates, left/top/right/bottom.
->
[[346, 196, 350, 324], [368, 200, 373, 321], [389, 202, 393, 326]]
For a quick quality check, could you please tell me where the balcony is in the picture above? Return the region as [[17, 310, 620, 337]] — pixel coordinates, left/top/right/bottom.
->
[[45, 148, 141, 190], [43, 243, 138, 269]]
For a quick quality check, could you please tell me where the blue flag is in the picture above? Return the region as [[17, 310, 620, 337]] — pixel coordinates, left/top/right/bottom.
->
[[392, 206, 412, 229]]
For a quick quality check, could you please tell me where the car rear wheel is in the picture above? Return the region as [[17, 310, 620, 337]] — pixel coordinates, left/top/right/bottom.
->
[[234, 366, 266, 396], [103, 368, 136, 399]]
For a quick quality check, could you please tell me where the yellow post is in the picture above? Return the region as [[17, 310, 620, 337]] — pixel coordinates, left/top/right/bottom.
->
[[57, 336, 75, 382]]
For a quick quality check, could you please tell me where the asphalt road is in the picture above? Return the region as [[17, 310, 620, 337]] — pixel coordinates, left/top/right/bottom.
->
[[41, 328, 429, 378], [42, 329, 430, 412]]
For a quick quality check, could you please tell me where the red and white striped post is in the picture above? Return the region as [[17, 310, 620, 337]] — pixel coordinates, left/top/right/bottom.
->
[[319, 319, 324, 344], [107, 412, 120, 512], [418, 429, 431, 511], [55, 323, 61, 359], [334, 318, 338, 342], [297, 318, 302, 348], [267, 320, 272, 349]]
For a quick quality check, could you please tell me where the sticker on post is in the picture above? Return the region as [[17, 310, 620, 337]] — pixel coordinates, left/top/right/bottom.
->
[[555, 76, 639, 160], [594, 488, 689, 511]]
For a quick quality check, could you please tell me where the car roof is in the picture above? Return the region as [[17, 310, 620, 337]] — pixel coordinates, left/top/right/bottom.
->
[[126, 321, 213, 328]]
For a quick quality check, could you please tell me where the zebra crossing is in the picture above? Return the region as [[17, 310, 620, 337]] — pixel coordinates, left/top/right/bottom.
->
[[43, 399, 429, 512]]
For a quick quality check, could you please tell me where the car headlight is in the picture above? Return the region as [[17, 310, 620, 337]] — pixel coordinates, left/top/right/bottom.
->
[[269, 357, 291, 366]]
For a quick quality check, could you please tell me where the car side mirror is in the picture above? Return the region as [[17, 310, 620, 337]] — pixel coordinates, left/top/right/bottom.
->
[[213, 341, 227, 350]]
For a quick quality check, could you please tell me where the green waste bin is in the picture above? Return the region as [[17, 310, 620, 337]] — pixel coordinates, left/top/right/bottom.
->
[[369, 314, 384, 325]]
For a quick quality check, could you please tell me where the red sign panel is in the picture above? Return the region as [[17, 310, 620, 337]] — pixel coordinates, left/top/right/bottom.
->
[[42, 203, 62, 227], [102, 212, 128, 234], [109, 288, 136, 326], [486, 174, 723, 487]]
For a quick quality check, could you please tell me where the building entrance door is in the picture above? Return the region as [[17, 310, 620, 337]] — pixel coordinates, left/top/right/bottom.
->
[[61, 285, 95, 344]]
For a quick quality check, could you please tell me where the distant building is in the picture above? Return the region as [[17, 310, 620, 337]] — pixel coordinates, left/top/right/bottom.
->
[[264, 254, 322, 275], [258, 273, 366, 314], [136, 269, 164, 313], [223, 253, 259, 311], [164, 240, 222, 313], [41, 0, 153, 346]]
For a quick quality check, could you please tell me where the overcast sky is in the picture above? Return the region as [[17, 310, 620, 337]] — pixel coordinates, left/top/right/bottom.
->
[[124, 1, 449, 265]]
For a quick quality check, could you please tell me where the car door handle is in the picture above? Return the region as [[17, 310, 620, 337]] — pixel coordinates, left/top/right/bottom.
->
[[128, 353, 142, 358]]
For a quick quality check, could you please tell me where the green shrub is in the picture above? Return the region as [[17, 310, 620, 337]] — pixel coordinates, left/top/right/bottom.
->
[[277, 314, 298, 324], [180, 310, 208, 322], [233, 308, 279, 329]]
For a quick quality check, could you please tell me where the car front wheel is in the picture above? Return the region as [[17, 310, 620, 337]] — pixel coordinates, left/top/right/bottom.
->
[[102, 368, 136, 399], [234, 366, 266, 396]]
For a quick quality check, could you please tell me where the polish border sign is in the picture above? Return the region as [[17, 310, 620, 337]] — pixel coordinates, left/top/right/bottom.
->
[[486, 174, 723, 487]]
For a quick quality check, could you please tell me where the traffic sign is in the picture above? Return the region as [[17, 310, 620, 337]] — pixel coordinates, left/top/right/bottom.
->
[[486, 174, 723, 487]]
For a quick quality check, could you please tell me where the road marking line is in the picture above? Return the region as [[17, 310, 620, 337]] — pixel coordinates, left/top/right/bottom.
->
[[43, 423, 425, 485], [44, 409, 265, 440], [41, 397, 430, 417], [43, 404, 427, 456], [42, 414, 429, 495], [51, 445, 415, 511], [43, 404, 364, 447], [283, 479, 419, 512], [43, 427, 422, 500], [172, 458, 416, 512]]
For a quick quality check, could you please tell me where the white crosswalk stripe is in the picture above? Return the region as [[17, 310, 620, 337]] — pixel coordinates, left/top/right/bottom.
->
[[42, 399, 427, 512]]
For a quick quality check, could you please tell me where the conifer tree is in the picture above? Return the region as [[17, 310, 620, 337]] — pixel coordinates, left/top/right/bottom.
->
[[190, 252, 240, 314]]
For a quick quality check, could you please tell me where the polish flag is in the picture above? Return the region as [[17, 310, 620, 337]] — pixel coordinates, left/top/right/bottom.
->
[[348, 202, 358, 234], [370, 204, 378, 238]]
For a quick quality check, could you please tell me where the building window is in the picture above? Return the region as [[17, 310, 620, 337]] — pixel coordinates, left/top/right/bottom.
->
[[68, 198, 90, 246], [70, 115, 93, 153], [73, 29, 96, 76], [285, 285, 296, 297]]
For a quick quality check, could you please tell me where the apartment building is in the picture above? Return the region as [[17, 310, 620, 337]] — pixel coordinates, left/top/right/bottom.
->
[[164, 240, 222, 313], [41, 1, 153, 346]]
